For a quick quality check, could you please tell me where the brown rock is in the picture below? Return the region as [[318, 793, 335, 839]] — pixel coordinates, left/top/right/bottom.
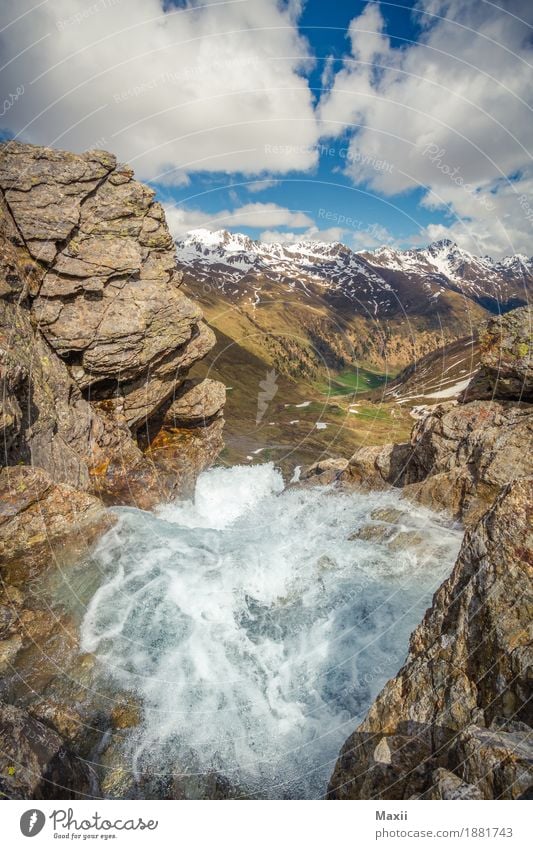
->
[[0, 142, 225, 507], [0, 141, 216, 431], [341, 442, 412, 489], [425, 767, 483, 800], [403, 400, 533, 524], [145, 416, 225, 500], [110, 697, 142, 730], [0, 465, 113, 583], [462, 306, 532, 403], [299, 457, 349, 486], [164, 378, 226, 425], [0, 466, 113, 687], [0, 701, 95, 799], [455, 725, 533, 800]]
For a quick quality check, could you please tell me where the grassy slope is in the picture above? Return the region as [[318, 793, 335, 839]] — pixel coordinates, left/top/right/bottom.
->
[[185, 283, 482, 478], [189, 324, 413, 478]]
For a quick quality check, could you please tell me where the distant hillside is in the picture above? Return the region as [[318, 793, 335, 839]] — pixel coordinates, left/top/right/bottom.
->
[[177, 231, 532, 385], [178, 231, 528, 467]]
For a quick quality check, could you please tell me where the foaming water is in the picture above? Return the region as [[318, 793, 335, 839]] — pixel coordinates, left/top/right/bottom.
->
[[81, 463, 462, 798]]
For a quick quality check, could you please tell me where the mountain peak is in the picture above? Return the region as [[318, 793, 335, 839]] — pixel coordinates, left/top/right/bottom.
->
[[175, 228, 532, 315], [427, 238, 456, 250], [185, 228, 257, 252]]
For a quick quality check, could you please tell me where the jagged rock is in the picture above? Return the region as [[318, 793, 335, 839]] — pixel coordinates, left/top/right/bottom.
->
[[425, 768, 483, 800], [0, 701, 95, 799], [0, 142, 224, 506], [462, 306, 532, 403], [336, 399, 532, 526], [454, 725, 533, 800], [144, 416, 225, 499], [0, 465, 113, 579], [402, 400, 533, 524], [327, 477, 533, 799], [340, 442, 412, 490], [0, 143, 212, 427], [119, 323, 216, 430], [164, 378, 226, 425], [0, 466, 113, 687], [299, 457, 349, 485], [0, 294, 143, 491]]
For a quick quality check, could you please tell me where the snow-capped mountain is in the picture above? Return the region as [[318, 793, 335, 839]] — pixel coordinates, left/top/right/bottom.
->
[[176, 230, 532, 315], [362, 239, 532, 310], [177, 228, 390, 306]]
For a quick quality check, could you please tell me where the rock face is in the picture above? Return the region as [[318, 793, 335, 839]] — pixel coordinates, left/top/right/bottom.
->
[[402, 400, 532, 525], [0, 465, 113, 584], [0, 465, 118, 799], [0, 701, 95, 799], [328, 478, 533, 800], [327, 305, 532, 800], [164, 378, 226, 426], [338, 401, 532, 527], [462, 306, 532, 403], [0, 141, 225, 507]]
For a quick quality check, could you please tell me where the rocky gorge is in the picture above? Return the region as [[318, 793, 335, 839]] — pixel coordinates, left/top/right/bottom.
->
[[317, 306, 532, 800], [0, 141, 531, 802]]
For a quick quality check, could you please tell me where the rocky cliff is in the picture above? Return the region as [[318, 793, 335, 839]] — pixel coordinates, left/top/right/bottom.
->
[[321, 306, 533, 799], [0, 142, 225, 798], [0, 142, 225, 508]]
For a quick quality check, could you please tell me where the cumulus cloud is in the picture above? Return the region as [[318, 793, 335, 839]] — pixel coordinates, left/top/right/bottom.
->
[[164, 202, 313, 239], [0, 0, 319, 181], [259, 221, 397, 250], [318, 0, 533, 256], [245, 178, 280, 193], [259, 225, 346, 244]]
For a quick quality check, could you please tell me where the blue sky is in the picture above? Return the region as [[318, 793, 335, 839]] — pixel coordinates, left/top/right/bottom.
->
[[154, 0, 449, 248], [2, 0, 532, 256]]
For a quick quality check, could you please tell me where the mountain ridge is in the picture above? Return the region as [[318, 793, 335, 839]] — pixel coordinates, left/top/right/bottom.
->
[[176, 230, 532, 316]]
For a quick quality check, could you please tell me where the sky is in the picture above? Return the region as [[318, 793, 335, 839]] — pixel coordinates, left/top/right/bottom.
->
[[1, 0, 532, 257]]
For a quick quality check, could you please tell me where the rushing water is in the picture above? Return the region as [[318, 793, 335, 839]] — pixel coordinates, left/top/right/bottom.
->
[[80, 463, 462, 799]]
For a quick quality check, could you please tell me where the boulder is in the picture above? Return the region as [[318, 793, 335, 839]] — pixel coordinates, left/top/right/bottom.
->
[[0, 142, 225, 506], [0, 142, 216, 428], [164, 378, 226, 425], [299, 457, 349, 486], [340, 442, 412, 490], [402, 400, 533, 524], [425, 768, 483, 800], [462, 306, 532, 402]]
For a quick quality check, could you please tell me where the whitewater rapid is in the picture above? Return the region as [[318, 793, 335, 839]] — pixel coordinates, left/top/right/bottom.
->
[[81, 463, 462, 798]]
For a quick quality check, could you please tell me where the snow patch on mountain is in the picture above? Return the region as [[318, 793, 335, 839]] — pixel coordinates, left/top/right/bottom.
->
[[175, 230, 532, 313]]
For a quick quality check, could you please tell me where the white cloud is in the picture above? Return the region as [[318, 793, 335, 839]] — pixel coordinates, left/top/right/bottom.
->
[[1, 0, 319, 181], [259, 226, 346, 244], [318, 0, 533, 256], [245, 178, 280, 193], [351, 223, 396, 251], [418, 167, 533, 258], [164, 202, 313, 239]]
